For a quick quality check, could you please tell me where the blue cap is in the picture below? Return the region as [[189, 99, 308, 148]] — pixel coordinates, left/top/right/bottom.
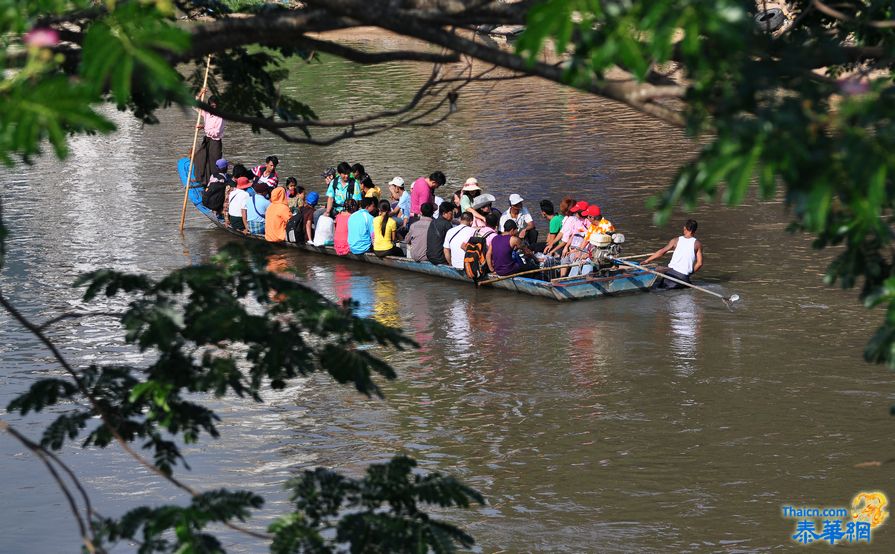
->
[[215, 158, 228, 169], [307, 191, 319, 206]]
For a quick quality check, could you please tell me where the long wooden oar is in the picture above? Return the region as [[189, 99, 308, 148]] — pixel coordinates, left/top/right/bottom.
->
[[477, 263, 584, 286], [611, 257, 740, 307], [179, 55, 213, 234]]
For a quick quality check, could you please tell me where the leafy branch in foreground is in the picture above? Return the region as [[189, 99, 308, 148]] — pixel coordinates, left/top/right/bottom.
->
[[2, 231, 481, 552]]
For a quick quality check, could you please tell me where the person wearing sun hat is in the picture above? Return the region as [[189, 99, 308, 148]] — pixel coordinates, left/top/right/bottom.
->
[[457, 177, 488, 226], [499, 193, 537, 246]]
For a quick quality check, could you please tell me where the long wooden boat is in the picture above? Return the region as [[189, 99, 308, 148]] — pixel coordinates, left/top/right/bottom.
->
[[183, 183, 658, 301]]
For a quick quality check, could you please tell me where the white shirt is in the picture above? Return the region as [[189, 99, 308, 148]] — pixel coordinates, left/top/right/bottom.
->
[[499, 207, 533, 233], [443, 224, 476, 269], [313, 215, 335, 246], [669, 236, 697, 275], [228, 188, 249, 217]]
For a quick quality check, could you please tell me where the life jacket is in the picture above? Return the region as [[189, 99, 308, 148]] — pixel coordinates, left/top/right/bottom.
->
[[463, 230, 494, 281]]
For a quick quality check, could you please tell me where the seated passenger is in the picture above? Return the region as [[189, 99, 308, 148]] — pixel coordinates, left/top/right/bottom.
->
[[245, 182, 271, 235], [406, 202, 434, 262], [426, 201, 456, 265], [487, 220, 537, 277], [476, 212, 500, 250], [459, 178, 486, 225], [353, 163, 378, 198], [582, 205, 615, 243], [546, 201, 587, 257], [544, 197, 573, 253], [347, 197, 377, 255], [388, 177, 411, 232], [226, 177, 252, 233], [265, 187, 291, 242], [252, 155, 279, 189], [443, 212, 476, 270], [299, 191, 319, 243], [310, 192, 335, 246], [285, 177, 304, 214], [470, 194, 500, 227], [557, 201, 594, 276], [499, 194, 537, 246], [333, 199, 358, 255], [202, 158, 231, 216], [540, 199, 564, 247], [373, 199, 403, 257]]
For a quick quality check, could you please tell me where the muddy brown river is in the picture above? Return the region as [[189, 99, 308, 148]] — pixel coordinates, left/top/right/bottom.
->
[[1, 33, 893, 552]]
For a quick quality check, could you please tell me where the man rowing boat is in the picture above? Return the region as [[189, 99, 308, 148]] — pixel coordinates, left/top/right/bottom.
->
[[643, 219, 703, 289]]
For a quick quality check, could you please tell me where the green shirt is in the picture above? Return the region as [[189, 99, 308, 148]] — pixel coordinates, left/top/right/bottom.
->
[[549, 214, 565, 234]]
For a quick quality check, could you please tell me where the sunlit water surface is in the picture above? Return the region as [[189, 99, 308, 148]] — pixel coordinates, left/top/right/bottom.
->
[[1, 32, 893, 553]]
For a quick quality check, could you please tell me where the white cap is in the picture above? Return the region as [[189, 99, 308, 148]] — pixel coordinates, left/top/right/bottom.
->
[[464, 177, 478, 186], [509, 193, 524, 205], [388, 176, 405, 188]]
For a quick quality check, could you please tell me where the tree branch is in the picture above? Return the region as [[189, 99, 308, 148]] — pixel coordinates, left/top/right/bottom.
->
[[293, 35, 460, 65], [1, 419, 98, 553], [38, 311, 126, 331], [311, 0, 687, 126], [813, 0, 895, 29]]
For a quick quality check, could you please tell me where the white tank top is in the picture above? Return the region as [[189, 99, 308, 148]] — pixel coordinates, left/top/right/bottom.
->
[[668, 236, 696, 276]]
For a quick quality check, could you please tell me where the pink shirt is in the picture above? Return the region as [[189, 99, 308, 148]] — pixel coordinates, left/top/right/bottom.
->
[[410, 177, 434, 216], [334, 212, 351, 255], [477, 227, 497, 249], [561, 215, 588, 244], [200, 111, 224, 140]]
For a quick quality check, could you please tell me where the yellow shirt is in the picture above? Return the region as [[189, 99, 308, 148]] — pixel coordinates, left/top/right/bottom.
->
[[373, 215, 397, 251], [365, 186, 381, 200], [583, 218, 615, 244]]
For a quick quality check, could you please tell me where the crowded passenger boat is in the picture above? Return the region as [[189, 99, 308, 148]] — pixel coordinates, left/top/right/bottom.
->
[[180, 154, 667, 301]]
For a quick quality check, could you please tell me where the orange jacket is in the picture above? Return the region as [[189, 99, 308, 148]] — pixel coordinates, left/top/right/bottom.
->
[[265, 187, 291, 242]]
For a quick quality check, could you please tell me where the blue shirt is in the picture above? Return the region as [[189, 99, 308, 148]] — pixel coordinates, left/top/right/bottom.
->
[[347, 210, 374, 254], [245, 189, 270, 222], [397, 191, 411, 222], [326, 177, 363, 212]]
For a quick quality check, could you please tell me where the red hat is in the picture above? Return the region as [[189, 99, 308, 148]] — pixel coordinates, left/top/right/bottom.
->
[[570, 201, 589, 213], [583, 205, 602, 217], [236, 176, 252, 189]]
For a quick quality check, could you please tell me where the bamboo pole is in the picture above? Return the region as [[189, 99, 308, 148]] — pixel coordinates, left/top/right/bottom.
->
[[611, 257, 740, 306], [477, 263, 585, 286], [179, 55, 213, 234]]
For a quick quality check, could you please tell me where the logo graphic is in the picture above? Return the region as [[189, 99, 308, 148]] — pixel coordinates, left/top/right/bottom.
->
[[782, 491, 888, 545]]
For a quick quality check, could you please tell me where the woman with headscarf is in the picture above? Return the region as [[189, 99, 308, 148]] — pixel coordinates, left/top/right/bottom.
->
[[265, 187, 291, 242]]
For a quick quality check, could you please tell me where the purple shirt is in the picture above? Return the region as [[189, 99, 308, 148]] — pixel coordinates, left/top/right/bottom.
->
[[410, 177, 434, 216], [490, 234, 522, 276]]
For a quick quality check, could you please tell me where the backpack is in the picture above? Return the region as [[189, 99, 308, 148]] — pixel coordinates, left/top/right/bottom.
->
[[285, 211, 306, 243], [202, 181, 227, 213], [464, 230, 494, 281]]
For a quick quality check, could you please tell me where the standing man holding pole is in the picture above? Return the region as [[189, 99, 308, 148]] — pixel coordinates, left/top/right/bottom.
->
[[643, 219, 703, 289], [193, 87, 224, 185]]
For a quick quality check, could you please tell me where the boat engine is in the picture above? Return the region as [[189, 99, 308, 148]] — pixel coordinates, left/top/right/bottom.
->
[[589, 233, 624, 267]]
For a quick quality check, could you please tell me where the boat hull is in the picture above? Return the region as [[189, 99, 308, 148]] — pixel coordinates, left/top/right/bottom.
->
[[183, 183, 657, 301]]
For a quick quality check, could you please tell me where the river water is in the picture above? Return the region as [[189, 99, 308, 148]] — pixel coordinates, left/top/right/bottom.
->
[[1, 33, 894, 553]]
